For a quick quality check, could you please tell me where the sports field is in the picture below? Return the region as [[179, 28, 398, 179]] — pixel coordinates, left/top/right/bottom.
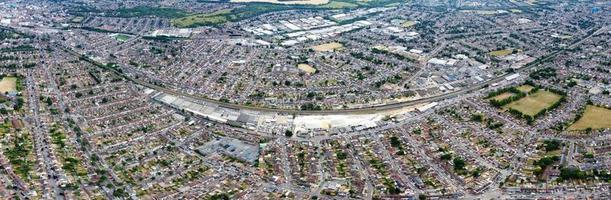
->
[[489, 49, 513, 57], [489, 92, 515, 101], [0, 76, 17, 93], [311, 42, 344, 52], [504, 90, 562, 116], [298, 64, 316, 74], [71, 16, 85, 23], [568, 106, 611, 131], [402, 20, 416, 27]]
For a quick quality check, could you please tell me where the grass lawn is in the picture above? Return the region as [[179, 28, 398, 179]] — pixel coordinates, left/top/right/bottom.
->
[[516, 85, 534, 93], [171, 9, 233, 28], [489, 49, 514, 57], [297, 64, 316, 74], [0, 77, 17, 93], [402, 20, 416, 27], [504, 90, 562, 116], [489, 92, 516, 101], [475, 10, 500, 15], [71, 16, 85, 23], [311, 42, 344, 52], [542, 149, 562, 157], [113, 34, 130, 42], [569, 106, 611, 131], [320, 1, 358, 9]]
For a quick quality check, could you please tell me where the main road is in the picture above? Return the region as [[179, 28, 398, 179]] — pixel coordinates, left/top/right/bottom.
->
[[56, 25, 606, 115]]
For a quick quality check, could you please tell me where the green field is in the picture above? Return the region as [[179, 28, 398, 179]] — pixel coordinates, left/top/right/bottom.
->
[[171, 9, 233, 28], [319, 1, 358, 9], [311, 42, 344, 52], [297, 64, 316, 74], [113, 34, 130, 42], [0, 76, 17, 93], [71, 16, 85, 23], [516, 85, 534, 93], [489, 49, 514, 57], [504, 90, 562, 116], [401, 20, 416, 27], [569, 106, 611, 131]]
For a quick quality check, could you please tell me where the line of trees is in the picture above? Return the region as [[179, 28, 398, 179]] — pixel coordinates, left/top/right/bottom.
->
[[487, 86, 534, 107], [0, 63, 36, 69], [489, 91, 526, 107]]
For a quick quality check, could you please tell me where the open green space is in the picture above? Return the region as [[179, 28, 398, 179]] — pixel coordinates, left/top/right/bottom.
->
[[319, 1, 358, 9], [569, 106, 611, 131], [516, 85, 534, 93], [112, 34, 130, 42], [0, 28, 26, 40], [489, 92, 516, 101], [488, 49, 514, 57], [297, 64, 317, 74], [71, 16, 85, 23], [171, 9, 233, 28], [0, 76, 18, 93], [311, 42, 344, 52], [401, 20, 416, 27], [3, 132, 36, 182], [504, 90, 563, 116]]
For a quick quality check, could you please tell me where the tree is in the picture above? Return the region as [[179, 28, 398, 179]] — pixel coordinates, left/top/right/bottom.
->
[[560, 167, 588, 180], [336, 151, 347, 160], [470, 113, 484, 122], [113, 188, 126, 197], [584, 152, 594, 159], [453, 157, 466, 171], [534, 156, 560, 169], [440, 153, 452, 160], [543, 140, 561, 152], [471, 167, 482, 177], [284, 130, 293, 137], [389, 136, 402, 148]]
